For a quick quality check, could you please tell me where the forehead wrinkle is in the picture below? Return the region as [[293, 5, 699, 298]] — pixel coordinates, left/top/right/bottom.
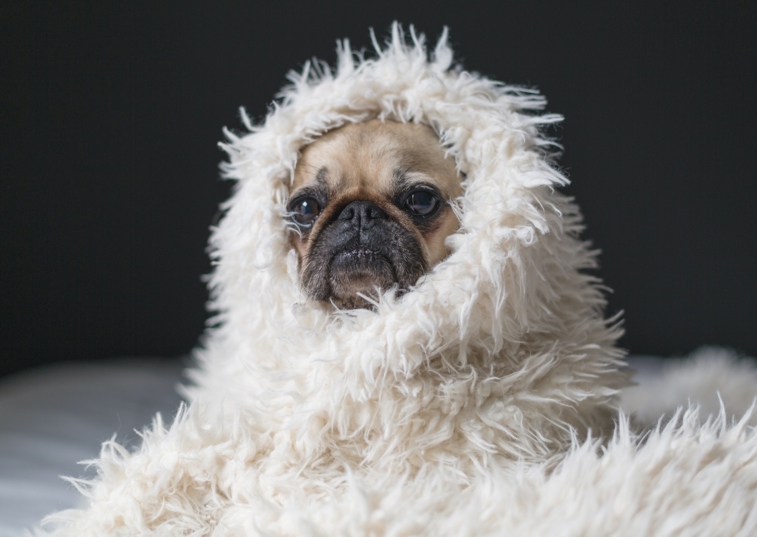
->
[[315, 166, 328, 185], [397, 143, 461, 197], [293, 119, 461, 198], [292, 159, 320, 189], [393, 168, 411, 190]]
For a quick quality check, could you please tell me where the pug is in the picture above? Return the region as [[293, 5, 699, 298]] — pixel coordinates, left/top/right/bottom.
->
[[287, 119, 462, 309]]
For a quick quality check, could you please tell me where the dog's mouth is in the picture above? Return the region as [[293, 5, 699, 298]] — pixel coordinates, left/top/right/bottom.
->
[[328, 247, 397, 306]]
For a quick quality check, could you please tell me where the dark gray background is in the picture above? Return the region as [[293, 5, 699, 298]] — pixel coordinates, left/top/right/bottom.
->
[[2, 1, 755, 378]]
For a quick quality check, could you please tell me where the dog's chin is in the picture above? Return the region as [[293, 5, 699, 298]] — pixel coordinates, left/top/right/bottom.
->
[[328, 249, 398, 309]]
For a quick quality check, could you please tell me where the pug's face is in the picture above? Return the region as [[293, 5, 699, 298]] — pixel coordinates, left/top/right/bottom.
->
[[287, 119, 462, 309]]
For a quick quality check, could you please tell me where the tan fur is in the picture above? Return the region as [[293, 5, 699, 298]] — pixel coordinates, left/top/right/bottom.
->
[[289, 119, 462, 305]]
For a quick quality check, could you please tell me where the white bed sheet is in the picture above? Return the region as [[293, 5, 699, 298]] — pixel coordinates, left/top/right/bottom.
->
[[0, 356, 661, 536], [0, 358, 185, 536]]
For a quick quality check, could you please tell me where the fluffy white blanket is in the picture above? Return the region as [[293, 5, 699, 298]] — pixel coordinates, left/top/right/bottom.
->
[[44, 25, 757, 536]]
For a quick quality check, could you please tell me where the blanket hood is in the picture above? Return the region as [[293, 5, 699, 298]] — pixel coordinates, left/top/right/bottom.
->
[[186, 24, 627, 478]]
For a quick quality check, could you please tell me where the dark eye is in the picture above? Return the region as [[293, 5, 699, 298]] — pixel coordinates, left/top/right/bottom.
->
[[404, 189, 440, 217], [288, 197, 321, 227]]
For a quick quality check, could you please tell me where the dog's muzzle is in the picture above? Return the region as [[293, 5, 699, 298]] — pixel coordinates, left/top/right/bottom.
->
[[302, 200, 427, 308]]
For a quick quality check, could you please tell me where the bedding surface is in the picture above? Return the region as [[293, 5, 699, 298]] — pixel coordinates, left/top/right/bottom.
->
[[0, 359, 184, 536]]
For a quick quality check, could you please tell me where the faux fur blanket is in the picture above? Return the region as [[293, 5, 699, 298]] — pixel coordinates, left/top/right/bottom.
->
[[44, 25, 757, 536]]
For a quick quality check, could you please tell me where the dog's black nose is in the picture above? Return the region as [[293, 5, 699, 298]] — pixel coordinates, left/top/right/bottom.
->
[[337, 200, 387, 225]]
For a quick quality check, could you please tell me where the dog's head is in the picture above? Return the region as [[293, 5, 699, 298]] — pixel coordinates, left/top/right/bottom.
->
[[287, 119, 462, 309]]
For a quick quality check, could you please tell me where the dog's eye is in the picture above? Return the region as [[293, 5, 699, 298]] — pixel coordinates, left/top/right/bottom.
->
[[289, 197, 321, 227], [404, 190, 440, 217]]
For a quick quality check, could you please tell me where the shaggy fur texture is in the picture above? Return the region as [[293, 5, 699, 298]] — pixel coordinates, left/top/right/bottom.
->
[[43, 25, 757, 536]]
